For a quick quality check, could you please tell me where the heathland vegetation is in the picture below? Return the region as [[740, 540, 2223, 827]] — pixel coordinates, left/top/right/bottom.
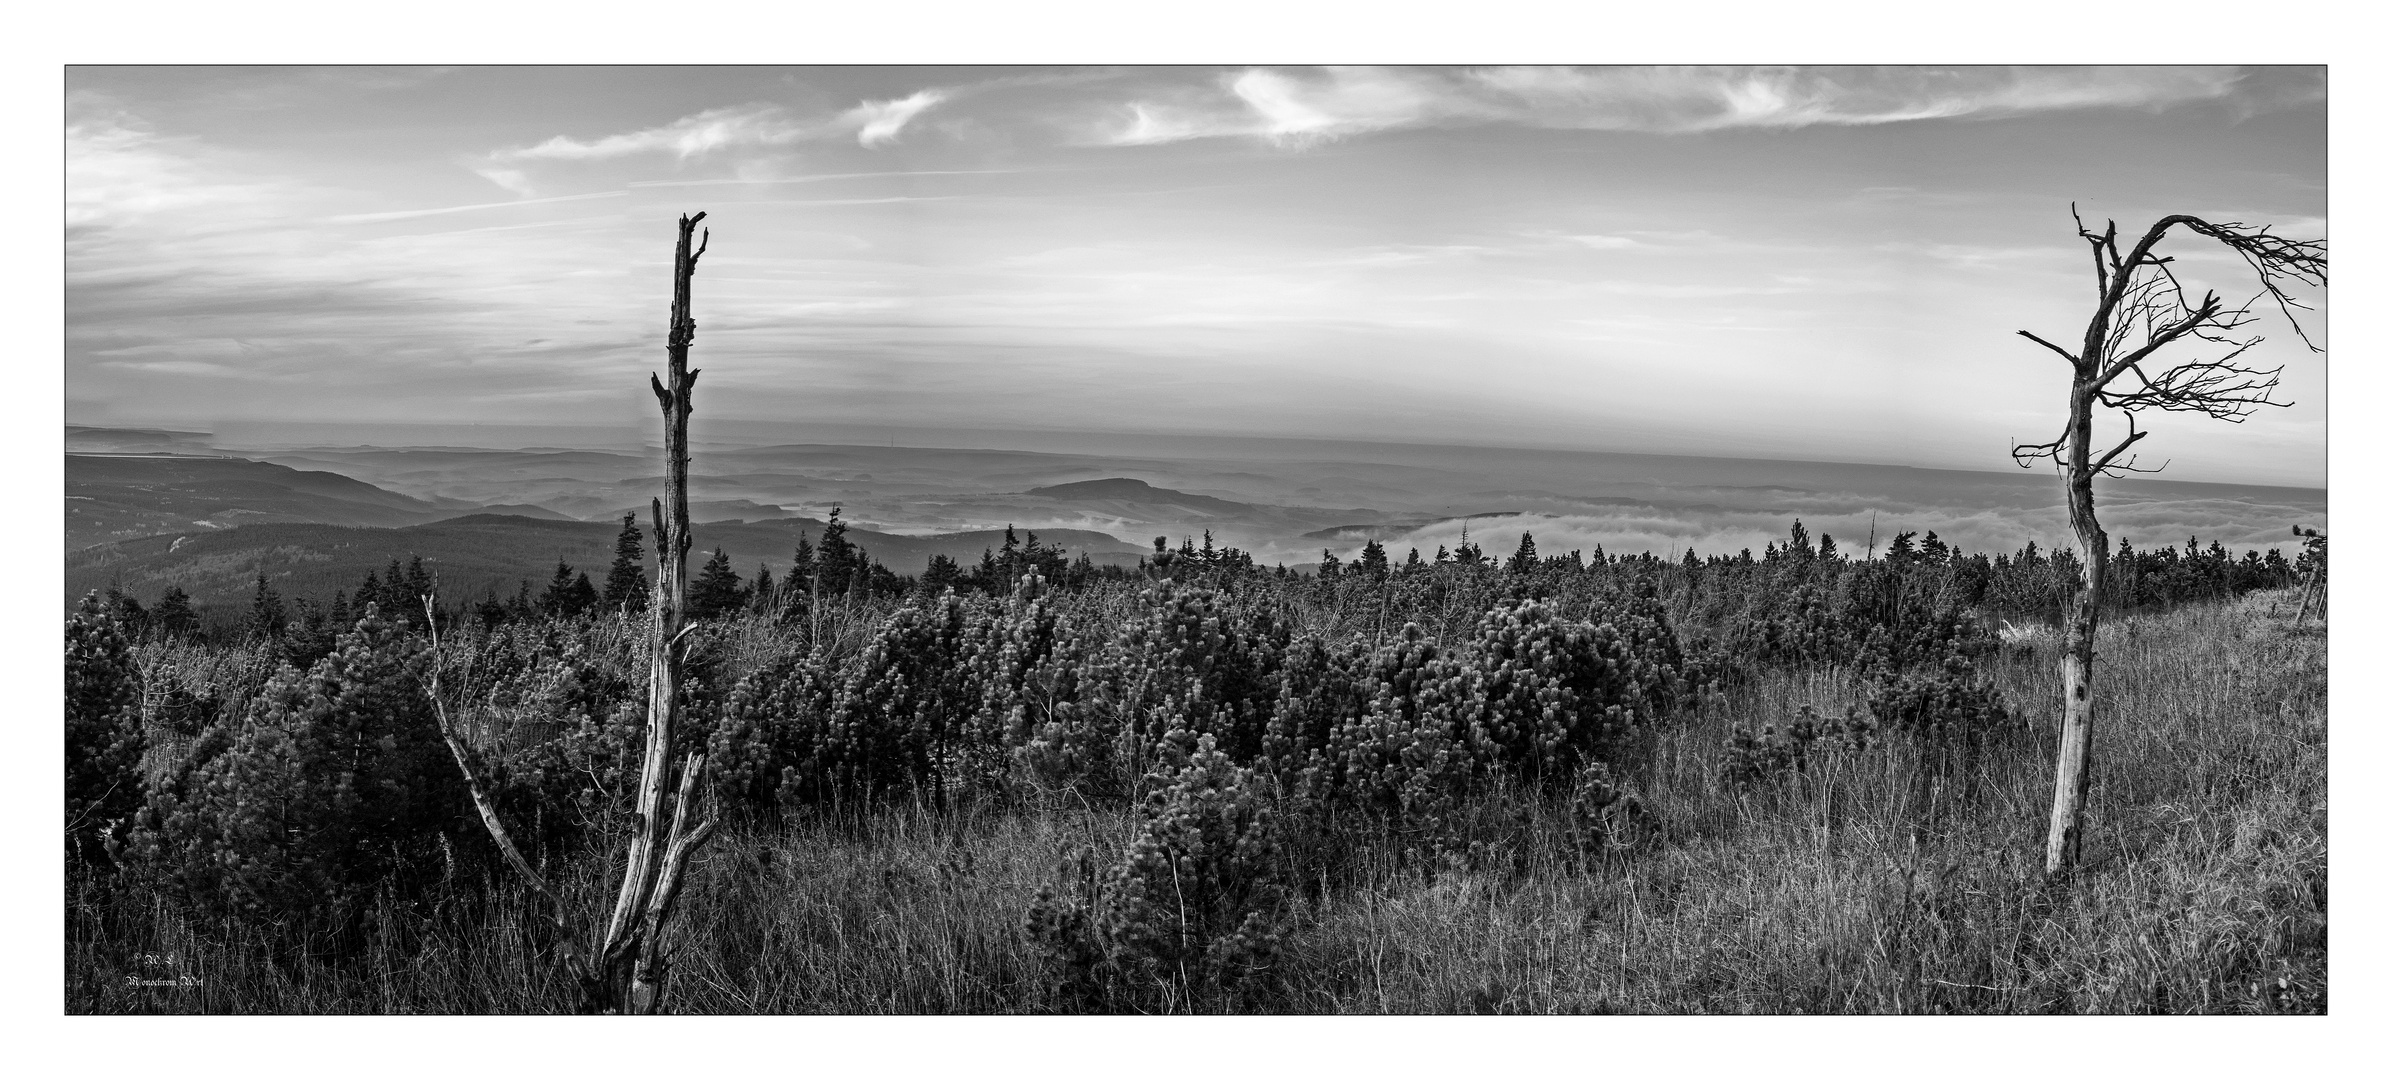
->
[[66, 519, 2325, 1012]]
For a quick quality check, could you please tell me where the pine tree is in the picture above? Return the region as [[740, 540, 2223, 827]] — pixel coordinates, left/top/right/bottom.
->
[[1508, 531, 1538, 573], [603, 512, 650, 614], [751, 565, 776, 614], [248, 574, 287, 640], [999, 525, 1021, 583], [380, 559, 405, 607], [1358, 539, 1390, 580], [923, 553, 962, 593], [105, 586, 148, 639], [818, 507, 859, 595], [689, 547, 747, 620], [401, 556, 434, 627], [792, 532, 817, 589], [154, 586, 198, 640], [475, 586, 509, 630], [540, 562, 598, 618]]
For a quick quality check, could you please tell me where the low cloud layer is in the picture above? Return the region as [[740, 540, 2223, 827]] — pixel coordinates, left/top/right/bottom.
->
[[1343, 491, 2325, 568]]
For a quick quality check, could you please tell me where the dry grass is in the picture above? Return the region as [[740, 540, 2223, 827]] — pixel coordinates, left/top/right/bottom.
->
[[67, 590, 2324, 1014]]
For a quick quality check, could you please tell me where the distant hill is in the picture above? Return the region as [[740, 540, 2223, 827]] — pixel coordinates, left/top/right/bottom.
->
[[67, 453, 458, 549], [66, 513, 1146, 614], [1025, 477, 1268, 518], [67, 425, 220, 456]]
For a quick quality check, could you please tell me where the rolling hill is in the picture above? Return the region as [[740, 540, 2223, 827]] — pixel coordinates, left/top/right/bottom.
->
[[66, 453, 460, 549], [65, 513, 1147, 615]]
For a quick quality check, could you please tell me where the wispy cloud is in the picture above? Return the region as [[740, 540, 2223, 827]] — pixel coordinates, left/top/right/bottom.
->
[[627, 168, 1016, 188], [498, 103, 808, 162], [326, 189, 626, 224], [847, 91, 946, 147], [479, 91, 955, 195], [1092, 66, 2260, 147]]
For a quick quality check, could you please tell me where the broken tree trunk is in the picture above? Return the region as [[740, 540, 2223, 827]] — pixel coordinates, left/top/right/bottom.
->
[[421, 213, 723, 1013], [592, 211, 719, 1014]]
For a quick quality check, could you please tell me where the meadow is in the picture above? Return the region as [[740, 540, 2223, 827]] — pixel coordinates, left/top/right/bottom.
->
[[64, 528, 2325, 1014]]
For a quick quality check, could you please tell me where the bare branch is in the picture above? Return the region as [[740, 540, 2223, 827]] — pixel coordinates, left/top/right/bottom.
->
[[2088, 414, 2153, 476], [2016, 330, 2079, 366], [2010, 425, 2068, 468], [420, 594, 580, 974], [2181, 218, 2327, 350]]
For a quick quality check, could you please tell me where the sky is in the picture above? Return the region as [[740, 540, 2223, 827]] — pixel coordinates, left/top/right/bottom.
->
[[65, 66, 2328, 486]]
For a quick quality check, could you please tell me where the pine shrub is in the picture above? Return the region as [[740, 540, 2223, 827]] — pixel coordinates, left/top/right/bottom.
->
[[118, 605, 472, 926], [1024, 734, 1286, 1010], [67, 592, 148, 864]]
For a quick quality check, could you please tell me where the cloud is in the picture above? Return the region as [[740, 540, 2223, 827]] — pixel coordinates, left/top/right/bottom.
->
[[1335, 494, 2322, 571], [476, 91, 952, 194], [497, 103, 807, 162], [847, 91, 946, 147], [326, 189, 625, 224], [1093, 66, 2259, 147], [67, 108, 301, 227]]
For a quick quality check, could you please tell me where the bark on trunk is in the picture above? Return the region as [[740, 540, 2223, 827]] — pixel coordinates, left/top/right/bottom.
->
[[2045, 388, 2104, 877], [588, 212, 714, 1013]]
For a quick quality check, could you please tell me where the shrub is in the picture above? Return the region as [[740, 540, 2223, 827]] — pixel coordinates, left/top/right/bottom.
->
[[1440, 597, 1675, 778], [1865, 650, 2015, 753], [705, 651, 835, 809], [1567, 760, 1652, 858], [819, 590, 986, 801], [1720, 704, 1872, 787], [68, 592, 148, 864], [1024, 734, 1287, 1010], [118, 605, 471, 926]]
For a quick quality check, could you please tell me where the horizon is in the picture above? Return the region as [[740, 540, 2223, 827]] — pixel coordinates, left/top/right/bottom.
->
[[65, 419, 2331, 499]]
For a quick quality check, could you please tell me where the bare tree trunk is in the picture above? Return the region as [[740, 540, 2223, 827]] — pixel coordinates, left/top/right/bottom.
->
[[2045, 386, 2104, 877], [590, 212, 717, 1013], [2012, 210, 2321, 880]]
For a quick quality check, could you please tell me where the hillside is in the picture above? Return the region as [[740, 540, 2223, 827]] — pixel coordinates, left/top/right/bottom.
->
[[66, 454, 456, 549], [65, 513, 1146, 613]]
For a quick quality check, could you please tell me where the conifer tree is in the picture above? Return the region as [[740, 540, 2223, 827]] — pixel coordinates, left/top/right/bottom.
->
[[688, 547, 746, 619], [540, 562, 599, 618], [923, 553, 962, 592], [603, 512, 650, 614], [818, 507, 859, 595], [751, 565, 776, 614], [154, 586, 198, 640], [105, 586, 147, 639], [1358, 539, 1390, 580], [248, 574, 287, 640], [1508, 531, 1538, 573]]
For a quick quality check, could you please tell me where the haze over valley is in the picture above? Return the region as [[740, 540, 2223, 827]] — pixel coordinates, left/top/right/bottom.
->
[[67, 420, 2325, 613]]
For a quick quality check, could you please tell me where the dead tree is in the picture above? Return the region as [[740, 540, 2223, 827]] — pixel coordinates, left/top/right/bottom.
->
[[2291, 525, 2327, 628], [423, 213, 720, 1012], [2011, 207, 2323, 878]]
